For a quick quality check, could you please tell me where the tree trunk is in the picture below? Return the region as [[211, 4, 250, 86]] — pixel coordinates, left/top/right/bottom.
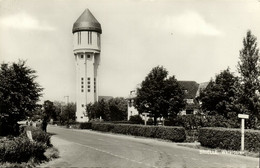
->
[[154, 116, 157, 125]]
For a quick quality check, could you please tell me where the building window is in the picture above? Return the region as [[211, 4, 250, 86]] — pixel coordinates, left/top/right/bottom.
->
[[94, 89, 96, 93], [88, 82, 90, 84], [97, 34, 100, 47], [88, 89, 90, 92], [81, 55, 84, 59], [87, 55, 90, 58], [81, 82, 84, 84], [88, 31, 92, 44], [88, 86, 90, 88], [81, 85, 84, 88], [81, 77, 84, 81], [81, 89, 84, 92], [77, 32, 81, 45], [88, 77, 90, 80], [82, 104, 84, 107], [90, 32, 92, 44]]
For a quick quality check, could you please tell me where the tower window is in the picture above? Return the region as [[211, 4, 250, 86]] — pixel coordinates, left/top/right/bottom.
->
[[77, 32, 81, 45], [97, 34, 100, 47], [88, 32, 92, 44]]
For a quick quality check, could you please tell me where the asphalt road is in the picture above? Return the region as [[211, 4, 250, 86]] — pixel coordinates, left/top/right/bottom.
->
[[41, 125, 259, 168]]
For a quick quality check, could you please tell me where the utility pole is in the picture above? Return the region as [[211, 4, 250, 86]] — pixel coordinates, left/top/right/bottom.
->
[[64, 96, 70, 127], [64, 96, 69, 104]]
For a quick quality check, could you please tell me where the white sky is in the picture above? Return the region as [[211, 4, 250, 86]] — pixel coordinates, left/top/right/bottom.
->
[[0, 0, 260, 103]]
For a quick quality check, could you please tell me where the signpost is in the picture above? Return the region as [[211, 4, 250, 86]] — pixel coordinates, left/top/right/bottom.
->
[[143, 113, 149, 125], [26, 130, 33, 141], [238, 114, 249, 151]]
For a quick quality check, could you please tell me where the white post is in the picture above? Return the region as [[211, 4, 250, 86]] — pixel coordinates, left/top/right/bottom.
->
[[238, 114, 249, 152], [241, 118, 245, 151], [144, 113, 147, 125]]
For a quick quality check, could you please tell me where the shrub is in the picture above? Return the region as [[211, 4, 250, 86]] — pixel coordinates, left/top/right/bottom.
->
[[146, 118, 154, 125], [129, 115, 144, 124], [0, 136, 47, 163], [92, 123, 186, 142], [111, 121, 131, 124], [165, 115, 240, 130], [198, 127, 260, 152], [21, 126, 51, 147], [79, 122, 92, 129], [165, 115, 207, 129]]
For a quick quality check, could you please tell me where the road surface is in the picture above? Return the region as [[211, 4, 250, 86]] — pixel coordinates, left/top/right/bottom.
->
[[41, 125, 259, 168]]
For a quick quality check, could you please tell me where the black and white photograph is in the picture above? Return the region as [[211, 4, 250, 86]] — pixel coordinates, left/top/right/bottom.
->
[[0, 0, 260, 167]]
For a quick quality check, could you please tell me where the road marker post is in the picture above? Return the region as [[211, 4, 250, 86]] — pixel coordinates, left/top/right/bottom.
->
[[238, 114, 249, 151], [143, 113, 149, 125]]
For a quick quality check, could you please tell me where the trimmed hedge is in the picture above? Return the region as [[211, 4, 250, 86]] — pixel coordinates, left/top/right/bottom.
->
[[92, 123, 115, 132], [92, 123, 186, 142], [79, 122, 92, 129], [198, 127, 260, 152]]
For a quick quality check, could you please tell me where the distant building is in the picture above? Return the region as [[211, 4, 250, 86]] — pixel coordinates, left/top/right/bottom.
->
[[127, 81, 208, 120], [178, 81, 202, 115], [127, 90, 139, 120]]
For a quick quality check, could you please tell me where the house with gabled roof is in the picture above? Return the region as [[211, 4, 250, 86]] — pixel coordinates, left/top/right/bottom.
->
[[178, 81, 200, 115], [127, 81, 209, 120]]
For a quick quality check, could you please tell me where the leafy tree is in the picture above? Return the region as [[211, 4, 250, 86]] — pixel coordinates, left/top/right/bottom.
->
[[0, 60, 42, 135], [87, 97, 127, 121], [60, 102, 76, 125], [30, 105, 43, 121], [43, 100, 57, 121], [237, 30, 260, 128], [134, 66, 185, 125], [108, 97, 127, 121], [199, 69, 239, 118], [87, 99, 111, 121]]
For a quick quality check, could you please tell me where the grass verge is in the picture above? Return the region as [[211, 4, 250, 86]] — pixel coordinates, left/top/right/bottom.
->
[[177, 143, 259, 158]]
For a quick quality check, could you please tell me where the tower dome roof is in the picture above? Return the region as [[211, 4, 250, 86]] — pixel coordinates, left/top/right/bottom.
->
[[72, 9, 102, 34]]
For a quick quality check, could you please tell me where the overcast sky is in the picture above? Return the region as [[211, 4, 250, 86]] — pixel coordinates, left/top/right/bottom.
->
[[0, 0, 260, 103]]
